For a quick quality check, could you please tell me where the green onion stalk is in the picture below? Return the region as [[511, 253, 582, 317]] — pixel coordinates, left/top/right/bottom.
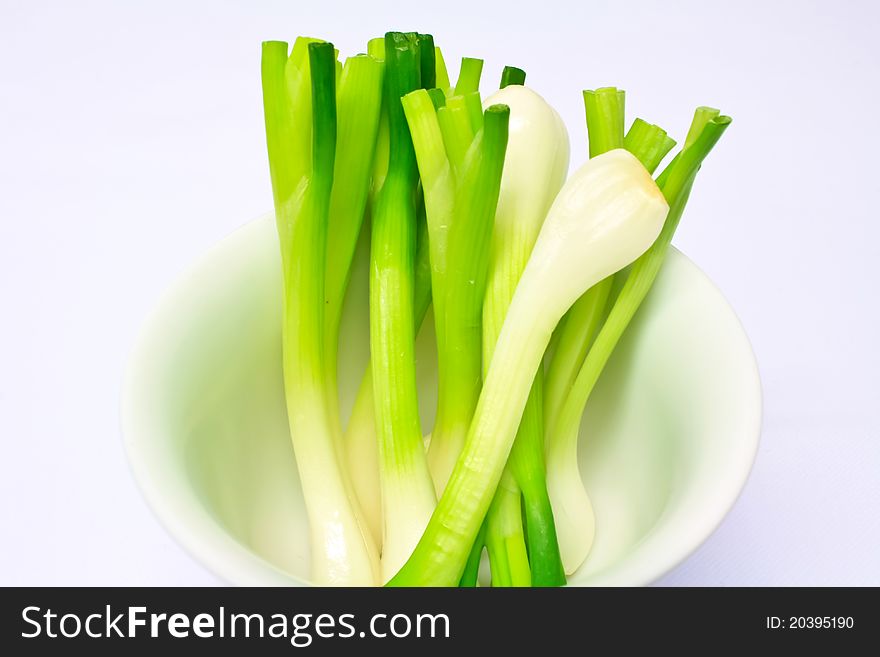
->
[[540, 89, 676, 576], [369, 32, 438, 582], [343, 38, 446, 551], [402, 57, 515, 498], [479, 75, 570, 587], [544, 100, 677, 440], [545, 107, 731, 574], [544, 87, 629, 440], [322, 49, 384, 463], [261, 39, 378, 585], [389, 135, 671, 587]]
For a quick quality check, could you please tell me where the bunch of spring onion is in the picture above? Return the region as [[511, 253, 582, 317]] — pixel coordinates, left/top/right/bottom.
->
[[261, 31, 730, 586]]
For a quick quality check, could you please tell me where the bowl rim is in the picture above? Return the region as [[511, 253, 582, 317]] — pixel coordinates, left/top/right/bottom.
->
[[122, 213, 762, 587]]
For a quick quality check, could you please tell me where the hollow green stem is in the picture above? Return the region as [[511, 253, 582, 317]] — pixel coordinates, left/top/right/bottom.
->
[[403, 91, 511, 495], [454, 57, 483, 94], [515, 413, 560, 585], [477, 80, 568, 587], [544, 88, 629, 441], [370, 32, 436, 582], [499, 373, 566, 585], [432, 106, 510, 494], [486, 471, 531, 587], [262, 39, 377, 585], [437, 96, 477, 169], [367, 39, 390, 208], [388, 146, 670, 586], [624, 118, 676, 174], [459, 519, 487, 587], [684, 106, 721, 148], [544, 111, 676, 438], [546, 112, 731, 573], [482, 222, 565, 586], [543, 277, 613, 438], [500, 65, 526, 88], [402, 89, 454, 358], [387, 266, 559, 586], [344, 200, 433, 549], [583, 87, 625, 157], [417, 34, 436, 88], [323, 54, 384, 450], [463, 92, 484, 133], [434, 46, 451, 93]]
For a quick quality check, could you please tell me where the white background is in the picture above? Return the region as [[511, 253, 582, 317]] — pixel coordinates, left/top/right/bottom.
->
[[1, 0, 878, 585]]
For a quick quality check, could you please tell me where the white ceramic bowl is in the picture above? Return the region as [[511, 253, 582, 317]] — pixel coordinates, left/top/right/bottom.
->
[[123, 213, 761, 586]]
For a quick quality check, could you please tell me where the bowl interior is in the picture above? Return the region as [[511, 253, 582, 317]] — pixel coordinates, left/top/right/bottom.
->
[[124, 214, 760, 586]]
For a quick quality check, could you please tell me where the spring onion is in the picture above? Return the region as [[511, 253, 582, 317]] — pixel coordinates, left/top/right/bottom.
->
[[546, 109, 731, 574], [481, 83, 570, 587], [388, 149, 669, 585], [344, 210, 434, 550], [541, 89, 676, 572], [402, 63, 513, 496], [343, 38, 446, 554], [258, 29, 733, 587], [261, 38, 379, 585], [544, 87, 628, 441], [323, 49, 384, 458], [369, 32, 438, 582]]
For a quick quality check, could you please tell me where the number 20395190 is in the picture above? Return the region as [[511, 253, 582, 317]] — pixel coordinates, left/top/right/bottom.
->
[[766, 616, 854, 630]]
